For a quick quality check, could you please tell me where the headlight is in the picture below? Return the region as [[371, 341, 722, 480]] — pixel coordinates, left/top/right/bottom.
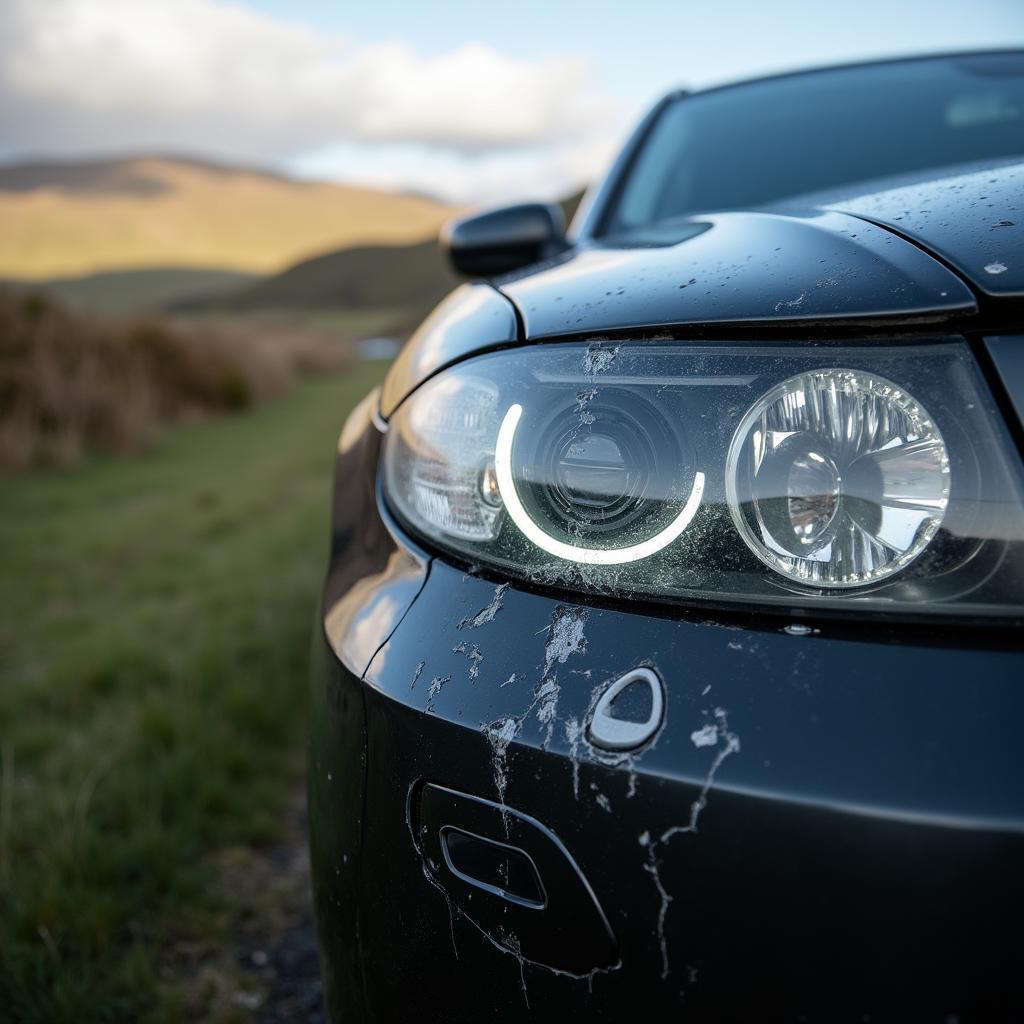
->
[[725, 369, 950, 588], [383, 340, 1024, 618], [385, 373, 501, 541]]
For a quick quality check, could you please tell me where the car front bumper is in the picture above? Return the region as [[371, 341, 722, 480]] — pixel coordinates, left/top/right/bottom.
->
[[310, 397, 1024, 1024]]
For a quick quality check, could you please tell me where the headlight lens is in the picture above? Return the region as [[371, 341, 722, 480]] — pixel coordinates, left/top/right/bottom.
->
[[386, 374, 500, 541], [383, 340, 1024, 617], [725, 369, 950, 588]]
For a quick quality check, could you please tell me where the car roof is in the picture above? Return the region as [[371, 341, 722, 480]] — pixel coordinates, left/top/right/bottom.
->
[[665, 47, 1024, 104]]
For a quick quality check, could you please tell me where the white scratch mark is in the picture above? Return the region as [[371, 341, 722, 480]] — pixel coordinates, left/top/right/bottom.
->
[[535, 679, 559, 748], [642, 839, 674, 979], [452, 640, 484, 679], [583, 343, 619, 375], [543, 606, 588, 677], [626, 763, 639, 799], [564, 716, 582, 798], [642, 708, 741, 978], [483, 716, 519, 817], [774, 291, 806, 312], [500, 929, 531, 1008], [690, 723, 719, 748], [663, 709, 741, 839], [425, 675, 450, 713], [410, 660, 425, 690], [458, 583, 510, 629], [530, 606, 587, 749]]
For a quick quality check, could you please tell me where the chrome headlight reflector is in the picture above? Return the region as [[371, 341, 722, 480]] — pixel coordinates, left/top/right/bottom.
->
[[383, 340, 1024, 617], [386, 373, 500, 541], [725, 369, 950, 588]]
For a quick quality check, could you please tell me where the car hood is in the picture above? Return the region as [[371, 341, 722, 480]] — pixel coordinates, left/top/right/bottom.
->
[[825, 159, 1023, 298], [498, 210, 973, 339], [498, 160, 1024, 339], [381, 161, 1021, 417]]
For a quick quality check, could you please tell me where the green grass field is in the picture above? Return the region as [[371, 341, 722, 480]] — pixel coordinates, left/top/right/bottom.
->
[[0, 361, 387, 1022]]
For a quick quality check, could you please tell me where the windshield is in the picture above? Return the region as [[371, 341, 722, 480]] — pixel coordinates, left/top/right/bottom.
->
[[606, 52, 1024, 234]]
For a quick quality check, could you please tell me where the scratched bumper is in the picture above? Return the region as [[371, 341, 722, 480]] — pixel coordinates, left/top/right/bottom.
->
[[310, 405, 1024, 1024]]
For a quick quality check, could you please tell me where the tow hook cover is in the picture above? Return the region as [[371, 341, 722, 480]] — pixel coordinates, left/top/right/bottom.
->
[[587, 667, 664, 752], [415, 784, 618, 974]]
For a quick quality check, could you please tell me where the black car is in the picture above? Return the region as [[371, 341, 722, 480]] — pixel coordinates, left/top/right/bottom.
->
[[310, 51, 1024, 1022]]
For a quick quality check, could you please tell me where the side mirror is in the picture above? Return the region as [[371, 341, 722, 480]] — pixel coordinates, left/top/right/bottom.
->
[[440, 202, 567, 278]]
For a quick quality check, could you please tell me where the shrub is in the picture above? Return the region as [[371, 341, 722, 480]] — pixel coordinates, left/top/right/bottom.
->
[[0, 291, 351, 471]]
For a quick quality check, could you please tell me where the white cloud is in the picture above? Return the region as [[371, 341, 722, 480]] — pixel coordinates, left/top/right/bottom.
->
[[0, 0, 619, 201], [289, 132, 623, 207]]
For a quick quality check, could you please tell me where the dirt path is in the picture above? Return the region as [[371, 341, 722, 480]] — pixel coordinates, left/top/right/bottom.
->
[[245, 828, 324, 1024], [237, 792, 324, 1024], [162, 783, 325, 1023]]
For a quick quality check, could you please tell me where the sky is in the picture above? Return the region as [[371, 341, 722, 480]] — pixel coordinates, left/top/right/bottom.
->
[[1, 0, 1022, 203]]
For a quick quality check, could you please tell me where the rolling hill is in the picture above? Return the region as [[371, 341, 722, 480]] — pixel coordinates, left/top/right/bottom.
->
[[181, 238, 459, 323], [0, 155, 454, 280], [183, 190, 585, 326], [7, 267, 260, 314]]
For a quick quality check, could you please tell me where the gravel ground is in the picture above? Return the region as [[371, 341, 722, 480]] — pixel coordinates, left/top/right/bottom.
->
[[163, 786, 327, 1022], [236, 838, 325, 1024], [247, 805, 325, 1024]]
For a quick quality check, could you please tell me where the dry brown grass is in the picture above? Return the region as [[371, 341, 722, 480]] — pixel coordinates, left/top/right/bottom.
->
[[0, 289, 352, 471]]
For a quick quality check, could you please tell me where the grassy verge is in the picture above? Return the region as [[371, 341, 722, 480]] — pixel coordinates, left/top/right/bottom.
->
[[0, 361, 387, 1022], [0, 290, 355, 471]]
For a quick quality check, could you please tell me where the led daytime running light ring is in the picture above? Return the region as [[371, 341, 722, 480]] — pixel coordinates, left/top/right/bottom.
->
[[494, 403, 705, 565]]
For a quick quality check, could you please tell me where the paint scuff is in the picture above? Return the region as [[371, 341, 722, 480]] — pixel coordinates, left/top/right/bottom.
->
[[410, 660, 425, 690], [535, 679, 559, 748], [425, 675, 451, 713], [642, 707, 741, 978], [543, 606, 588, 676], [774, 290, 807, 311], [690, 723, 718, 748], [452, 640, 484, 679], [458, 582, 510, 630], [583, 343, 620, 375], [483, 716, 520, 812], [564, 716, 582, 798]]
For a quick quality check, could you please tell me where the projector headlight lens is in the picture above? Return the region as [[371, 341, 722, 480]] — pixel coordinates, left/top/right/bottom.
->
[[726, 370, 950, 587], [511, 389, 695, 548], [382, 340, 1024, 618]]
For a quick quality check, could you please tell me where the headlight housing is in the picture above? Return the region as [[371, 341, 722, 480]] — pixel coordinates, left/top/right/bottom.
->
[[725, 368, 951, 588], [383, 339, 1024, 618]]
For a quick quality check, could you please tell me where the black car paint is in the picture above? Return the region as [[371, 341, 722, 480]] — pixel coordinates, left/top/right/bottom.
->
[[311, 401, 1024, 1021], [381, 158, 1024, 421], [379, 283, 517, 418], [312, 57, 1024, 1023], [986, 335, 1024, 432], [497, 209, 975, 340], [819, 160, 1024, 298], [441, 202, 567, 279]]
